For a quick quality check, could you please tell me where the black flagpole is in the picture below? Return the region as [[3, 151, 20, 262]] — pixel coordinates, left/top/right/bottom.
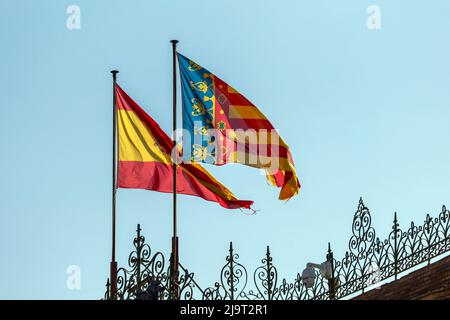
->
[[170, 39, 179, 300], [110, 69, 119, 299]]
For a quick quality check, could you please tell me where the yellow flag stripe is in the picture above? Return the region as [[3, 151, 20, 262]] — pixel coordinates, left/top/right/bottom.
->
[[117, 109, 172, 164], [228, 105, 267, 120]]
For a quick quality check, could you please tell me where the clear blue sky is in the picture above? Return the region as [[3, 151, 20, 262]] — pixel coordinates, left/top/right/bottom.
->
[[1, 0, 449, 299]]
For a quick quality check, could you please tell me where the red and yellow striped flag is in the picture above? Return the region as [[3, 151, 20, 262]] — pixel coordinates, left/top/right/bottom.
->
[[115, 84, 253, 210], [178, 53, 300, 200]]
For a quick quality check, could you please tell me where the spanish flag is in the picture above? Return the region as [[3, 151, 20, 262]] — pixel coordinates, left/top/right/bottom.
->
[[115, 84, 253, 210], [177, 53, 300, 200]]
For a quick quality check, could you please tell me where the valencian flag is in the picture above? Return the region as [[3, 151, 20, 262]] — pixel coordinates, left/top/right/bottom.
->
[[115, 84, 253, 210], [177, 53, 300, 200]]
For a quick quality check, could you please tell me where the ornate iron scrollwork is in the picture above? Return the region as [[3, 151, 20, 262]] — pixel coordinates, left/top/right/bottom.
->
[[104, 198, 450, 300]]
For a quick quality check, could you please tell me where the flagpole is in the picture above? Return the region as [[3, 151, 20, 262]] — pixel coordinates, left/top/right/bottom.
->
[[110, 69, 119, 299], [170, 39, 179, 300]]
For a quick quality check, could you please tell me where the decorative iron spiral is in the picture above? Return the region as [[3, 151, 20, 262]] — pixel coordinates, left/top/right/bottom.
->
[[220, 250, 248, 299]]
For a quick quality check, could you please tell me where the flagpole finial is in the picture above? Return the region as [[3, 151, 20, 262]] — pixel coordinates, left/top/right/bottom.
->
[[110, 70, 119, 81], [170, 39, 179, 45]]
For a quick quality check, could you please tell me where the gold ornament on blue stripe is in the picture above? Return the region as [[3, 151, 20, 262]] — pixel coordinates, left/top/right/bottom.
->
[[193, 125, 209, 135], [191, 98, 213, 117], [188, 60, 202, 71], [192, 143, 216, 163], [189, 80, 209, 94]]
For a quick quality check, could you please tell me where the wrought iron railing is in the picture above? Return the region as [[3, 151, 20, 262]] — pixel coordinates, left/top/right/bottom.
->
[[104, 198, 450, 300]]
